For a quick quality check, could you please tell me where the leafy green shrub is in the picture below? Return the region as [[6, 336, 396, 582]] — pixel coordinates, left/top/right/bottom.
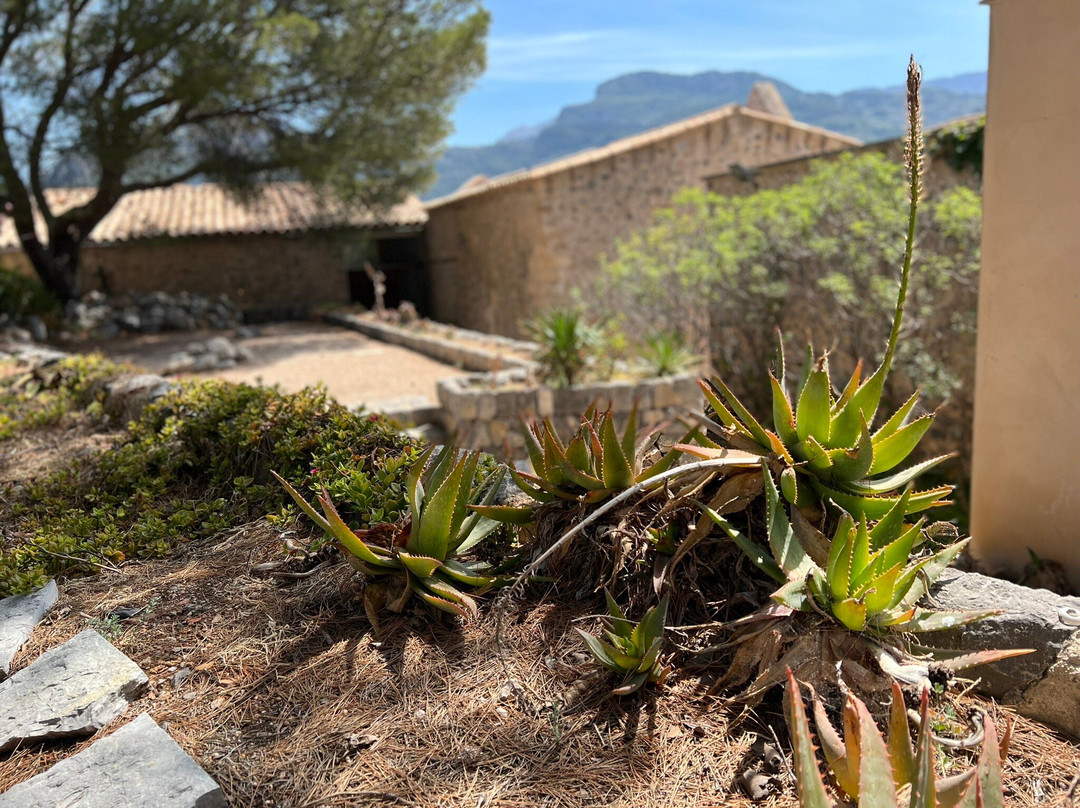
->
[[526, 308, 600, 388], [0, 379, 417, 595], [0, 267, 58, 322], [0, 353, 125, 439], [593, 153, 981, 490]]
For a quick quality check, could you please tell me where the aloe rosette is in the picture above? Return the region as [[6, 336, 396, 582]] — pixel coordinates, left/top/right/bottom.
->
[[576, 591, 672, 695], [274, 445, 504, 618], [786, 668, 1010, 808]]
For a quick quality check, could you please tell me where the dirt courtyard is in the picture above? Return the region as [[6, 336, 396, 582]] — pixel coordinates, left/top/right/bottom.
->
[[69, 321, 467, 411]]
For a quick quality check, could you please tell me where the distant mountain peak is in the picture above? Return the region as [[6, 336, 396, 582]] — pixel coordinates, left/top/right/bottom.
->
[[429, 69, 986, 199]]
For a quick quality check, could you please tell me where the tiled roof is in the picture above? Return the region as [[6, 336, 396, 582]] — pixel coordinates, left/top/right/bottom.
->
[[0, 182, 427, 249], [425, 104, 861, 209]]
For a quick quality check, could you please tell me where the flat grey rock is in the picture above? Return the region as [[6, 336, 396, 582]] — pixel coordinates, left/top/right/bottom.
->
[[0, 629, 147, 752], [102, 374, 176, 421], [931, 568, 1080, 700], [0, 580, 58, 678], [0, 712, 226, 808]]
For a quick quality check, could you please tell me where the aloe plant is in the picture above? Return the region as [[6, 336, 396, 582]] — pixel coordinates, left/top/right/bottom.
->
[[480, 405, 684, 523], [527, 308, 599, 388], [682, 59, 951, 521], [639, 331, 699, 378], [701, 466, 991, 635], [785, 668, 1010, 808], [273, 445, 505, 620], [576, 591, 671, 695]]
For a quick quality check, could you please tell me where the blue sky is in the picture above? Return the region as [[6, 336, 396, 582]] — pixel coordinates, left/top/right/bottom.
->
[[448, 0, 990, 146]]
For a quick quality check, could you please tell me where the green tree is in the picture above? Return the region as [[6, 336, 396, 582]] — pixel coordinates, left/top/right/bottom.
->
[[0, 0, 488, 302], [593, 152, 981, 475]]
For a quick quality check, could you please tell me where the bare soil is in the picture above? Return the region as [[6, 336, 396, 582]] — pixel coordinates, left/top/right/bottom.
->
[[62, 321, 467, 410]]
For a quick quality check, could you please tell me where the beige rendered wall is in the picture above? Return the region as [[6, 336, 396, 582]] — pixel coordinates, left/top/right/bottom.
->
[[426, 180, 547, 336], [426, 109, 853, 337], [969, 0, 1080, 585]]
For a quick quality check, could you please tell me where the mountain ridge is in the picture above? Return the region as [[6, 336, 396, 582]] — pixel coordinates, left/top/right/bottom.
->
[[429, 69, 986, 199]]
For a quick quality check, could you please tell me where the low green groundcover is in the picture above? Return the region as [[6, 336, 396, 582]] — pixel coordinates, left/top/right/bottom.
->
[[0, 356, 422, 596]]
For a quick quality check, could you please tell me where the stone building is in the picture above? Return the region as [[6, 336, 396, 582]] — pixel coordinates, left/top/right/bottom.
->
[[0, 183, 428, 318], [424, 83, 859, 337]]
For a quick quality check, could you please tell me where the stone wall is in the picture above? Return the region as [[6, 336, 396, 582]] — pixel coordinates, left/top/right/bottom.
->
[[426, 107, 857, 338], [705, 134, 978, 197], [437, 371, 701, 457], [0, 228, 414, 317]]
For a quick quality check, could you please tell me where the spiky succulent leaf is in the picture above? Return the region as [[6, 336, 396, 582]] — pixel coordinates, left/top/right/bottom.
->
[[710, 376, 772, 447], [599, 409, 634, 489], [886, 682, 916, 788], [796, 357, 833, 444], [612, 670, 651, 696], [869, 415, 935, 475], [762, 468, 813, 579], [271, 471, 334, 535], [810, 480, 952, 520], [784, 671, 837, 808], [828, 416, 876, 483], [853, 696, 900, 807], [699, 501, 785, 583], [770, 374, 798, 445]]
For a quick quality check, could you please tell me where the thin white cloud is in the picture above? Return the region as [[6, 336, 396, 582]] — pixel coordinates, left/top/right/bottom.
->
[[484, 28, 884, 82]]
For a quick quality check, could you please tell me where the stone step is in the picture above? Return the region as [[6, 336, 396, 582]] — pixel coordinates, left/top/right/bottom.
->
[[0, 712, 226, 808], [0, 580, 57, 679], [0, 629, 147, 752]]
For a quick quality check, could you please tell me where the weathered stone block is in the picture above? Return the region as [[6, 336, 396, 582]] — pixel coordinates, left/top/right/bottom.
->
[[0, 580, 57, 679], [0, 629, 148, 752], [476, 393, 497, 421], [931, 569, 1080, 701], [0, 713, 226, 808], [1021, 633, 1080, 738], [536, 388, 555, 418]]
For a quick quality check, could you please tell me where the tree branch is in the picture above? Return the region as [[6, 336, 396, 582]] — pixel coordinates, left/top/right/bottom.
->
[[29, 0, 85, 230]]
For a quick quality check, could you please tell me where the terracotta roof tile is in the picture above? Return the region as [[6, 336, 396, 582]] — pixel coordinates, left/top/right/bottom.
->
[[0, 182, 426, 250]]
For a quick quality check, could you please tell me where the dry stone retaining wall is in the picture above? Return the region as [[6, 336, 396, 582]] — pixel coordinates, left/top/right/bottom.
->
[[438, 371, 701, 455]]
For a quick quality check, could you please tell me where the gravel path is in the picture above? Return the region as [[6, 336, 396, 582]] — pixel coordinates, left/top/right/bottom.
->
[[69, 321, 467, 410]]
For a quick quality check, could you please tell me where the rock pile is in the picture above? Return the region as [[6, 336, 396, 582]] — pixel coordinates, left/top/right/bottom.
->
[[162, 335, 255, 375], [66, 291, 243, 338]]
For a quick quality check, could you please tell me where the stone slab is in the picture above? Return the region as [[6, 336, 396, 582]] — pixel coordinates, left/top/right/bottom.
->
[[0, 580, 58, 678], [0, 712, 226, 808], [931, 568, 1080, 700], [0, 629, 148, 752]]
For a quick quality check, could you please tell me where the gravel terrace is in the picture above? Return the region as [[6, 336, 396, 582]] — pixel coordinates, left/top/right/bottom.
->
[[66, 321, 467, 411]]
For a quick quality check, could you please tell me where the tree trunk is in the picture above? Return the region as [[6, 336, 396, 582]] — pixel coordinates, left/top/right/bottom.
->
[[25, 228, 82, 304]]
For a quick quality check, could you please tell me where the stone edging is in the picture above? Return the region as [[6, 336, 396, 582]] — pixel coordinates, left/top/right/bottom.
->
[[437, 370, 701, 454], [323, 312, 539, 373]]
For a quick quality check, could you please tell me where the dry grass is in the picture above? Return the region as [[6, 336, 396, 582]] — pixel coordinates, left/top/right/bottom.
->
[[0, 422, 1077, 807], [0, 518, 1074, 807]]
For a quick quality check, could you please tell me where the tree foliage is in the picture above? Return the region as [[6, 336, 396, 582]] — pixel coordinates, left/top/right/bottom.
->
[[592, 152, 981, 474], [0, 0, 488, 300]]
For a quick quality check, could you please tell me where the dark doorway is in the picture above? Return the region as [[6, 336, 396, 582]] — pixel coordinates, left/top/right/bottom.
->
[[348, 233, 429, 315]]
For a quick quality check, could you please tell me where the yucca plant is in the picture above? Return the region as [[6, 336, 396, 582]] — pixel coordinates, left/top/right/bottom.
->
[[527, 308, 600, 388], [785, 668, 1010, 808], [576, 591, 672, 695], [701, 466, 992, 635], [682, 59, 951, 521], [480, 405, 684, 522], [273, 445, 505, 620]]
